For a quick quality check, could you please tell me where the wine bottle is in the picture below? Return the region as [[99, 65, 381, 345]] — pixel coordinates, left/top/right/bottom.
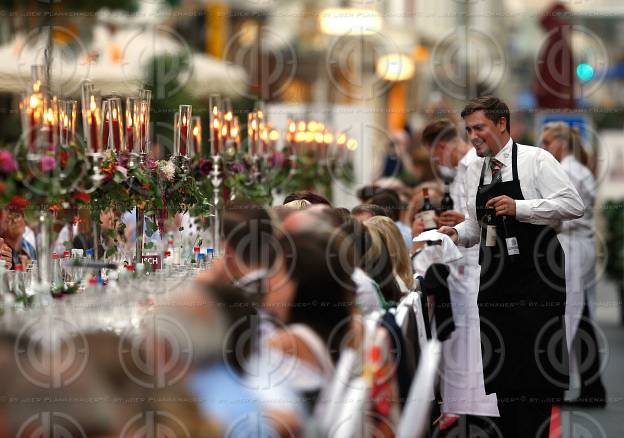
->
[[441, 183, 454, 212], [417, 187, 438, 231]]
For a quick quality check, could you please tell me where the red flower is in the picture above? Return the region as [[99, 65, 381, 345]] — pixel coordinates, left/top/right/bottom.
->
[[59, 151, 70, 167], [72, 192, 91, 203], [48, 204, 61, 214], [9, 195, 29, 211]]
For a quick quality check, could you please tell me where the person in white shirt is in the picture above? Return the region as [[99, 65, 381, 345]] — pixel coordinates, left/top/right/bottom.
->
[[439, 96, 584, 438], [540, 121, 606, 406], [421, 119, 499, 430]]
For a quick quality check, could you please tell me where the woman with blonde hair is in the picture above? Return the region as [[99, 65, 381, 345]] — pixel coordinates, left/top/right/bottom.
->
[[365, 215, 414, 293]]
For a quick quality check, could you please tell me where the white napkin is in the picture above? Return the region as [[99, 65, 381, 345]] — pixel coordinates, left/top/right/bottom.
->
[[412, 230, 463, 277]]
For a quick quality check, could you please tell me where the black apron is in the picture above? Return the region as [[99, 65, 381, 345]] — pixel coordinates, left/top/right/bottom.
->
[[476, 142, 568, 398]]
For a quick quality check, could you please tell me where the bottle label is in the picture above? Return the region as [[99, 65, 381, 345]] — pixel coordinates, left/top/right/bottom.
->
[[505, 237, 520, 255], [486, 225, 497, 246], [418, 210, 437, 230]]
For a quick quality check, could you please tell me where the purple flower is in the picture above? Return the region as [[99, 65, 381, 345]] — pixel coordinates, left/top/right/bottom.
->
[[230, 161, 246, 173], [144, 158, 157, 170], [40, 156, 56, 172], [268, 151, 285, 168], [117, 155, 129, 168], [0, 150, 17, 173]]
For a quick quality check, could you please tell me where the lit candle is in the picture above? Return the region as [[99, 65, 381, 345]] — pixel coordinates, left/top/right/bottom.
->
[[62, 114, 69, 142], [139, 111, 146, 154], [180, 114, 188, 156], [29, 94, 39, 151], [230, 117, 239, 152], [112, 108, 121, 152], [212, 116, 221, 155], [191, 116, 202, 157], [45, 107, 55, 147], [91, 97, 101, 152], [101, 111, 109, 150], [221, 123, 227, 151], [126, 117, 134, 152]]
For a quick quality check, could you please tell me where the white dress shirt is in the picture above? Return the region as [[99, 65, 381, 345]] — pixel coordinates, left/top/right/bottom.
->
[[559, 155, 595, 239], [455, 138, 584, 247], [450, 147, 480, 266]]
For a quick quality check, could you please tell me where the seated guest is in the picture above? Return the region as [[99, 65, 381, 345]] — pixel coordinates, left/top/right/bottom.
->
[[365, 216, 414, 294], [363, 223, 404, 306], [367, 189, 413, 250], [0, 208, 36, 268], [198, 202, 277, 299], [283, 190, 331, 206], [351, 203, 388, 221], [72, 208, 116, 256], [340, 219, 384, 314], [145, 283, 284, 436], [263, 231, 357, 409]]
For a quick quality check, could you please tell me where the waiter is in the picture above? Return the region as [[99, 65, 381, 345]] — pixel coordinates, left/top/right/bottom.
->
[[439, 96, 584, 438], [421, 119, 499, 430]]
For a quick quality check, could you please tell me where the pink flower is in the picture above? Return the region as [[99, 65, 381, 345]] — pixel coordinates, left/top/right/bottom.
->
[[0, 150, 17, 173], [40, 156, 56, 172]]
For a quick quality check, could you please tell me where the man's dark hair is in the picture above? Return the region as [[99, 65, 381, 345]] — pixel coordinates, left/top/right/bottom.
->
[[222, 202, 276, 268], [368, 190, 402, 222], [356, 185, 383, 203], [421, 119, 459, 147], [460, 95, 511, 133], [283, 191, 331, 206], [351, 203, 389, 218]]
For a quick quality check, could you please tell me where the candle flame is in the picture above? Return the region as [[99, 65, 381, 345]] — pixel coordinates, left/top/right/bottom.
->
[[193, 126, 200, 137], [45, 108, 54, 123], [90, 96, 97, 112], [297, 121, 306, 131], [212, 117, 220, 129], [224, 111, 232, 122], [337, 133, 347, 145], [64, 114, 69, 127], [347, 138, 358, 151], [182, 114, 187, 125], [32, 80, 41, 93], [29, 94, 39, 109], [269, 129, 280, 142], [221, 124, 228, 136], [112, 108, 118, 120]]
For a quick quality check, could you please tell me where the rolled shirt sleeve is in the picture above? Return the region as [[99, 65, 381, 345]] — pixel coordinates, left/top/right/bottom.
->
[[514, 148, 584, 224]]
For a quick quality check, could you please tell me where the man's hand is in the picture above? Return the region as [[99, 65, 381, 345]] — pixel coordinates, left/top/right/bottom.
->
[[486, 195, 516, 216], [437, 210, 465, 227], [0, 238, 12, 269], [438, 226, 458, 243]]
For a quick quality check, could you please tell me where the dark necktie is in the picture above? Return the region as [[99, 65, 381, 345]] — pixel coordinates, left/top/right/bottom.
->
[[490, 158, 503, 185]]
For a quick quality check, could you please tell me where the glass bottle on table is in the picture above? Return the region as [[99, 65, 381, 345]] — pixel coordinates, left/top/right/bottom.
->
[[51, 253, 64, 296]]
